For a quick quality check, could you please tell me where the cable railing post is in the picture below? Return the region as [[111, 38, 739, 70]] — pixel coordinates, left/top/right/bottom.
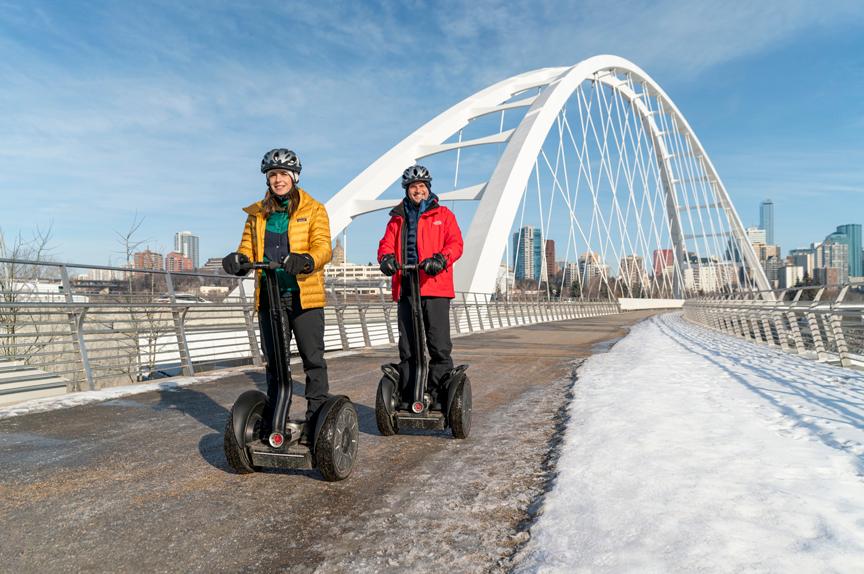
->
[[358, 306, 372, 347], [334, 306, 350, 351], [459, 292, 473, 333], [165, 270, 195, 376], [483, 293, 495, 331], [473, 293, 485, 331], [772, 291, 790, 352], [786, 290, 805, 355], [61, 265, 94, 391], [829, 286, 851, 368], [238, 277, 262, 367], [806, 288, 827, 361]]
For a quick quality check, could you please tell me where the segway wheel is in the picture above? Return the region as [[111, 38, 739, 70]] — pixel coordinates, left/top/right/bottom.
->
[[375, 378, 398, 436], [449, 377, 472, 439], [315, 399, 359, 482], [224, 390, 268, 474]]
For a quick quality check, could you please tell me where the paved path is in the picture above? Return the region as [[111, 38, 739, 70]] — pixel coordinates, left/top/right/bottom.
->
[[0, 311, 655, 573]]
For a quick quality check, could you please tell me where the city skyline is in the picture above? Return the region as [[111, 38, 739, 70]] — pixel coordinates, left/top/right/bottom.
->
[[1, 2, 863, 271]]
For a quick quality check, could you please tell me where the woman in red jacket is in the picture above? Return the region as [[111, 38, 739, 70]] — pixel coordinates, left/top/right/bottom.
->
[[377, 165, 464, 401]]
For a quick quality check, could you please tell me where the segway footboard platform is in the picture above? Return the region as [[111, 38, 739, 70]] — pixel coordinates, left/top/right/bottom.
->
[[395, 411, 447, 431], [250, 444, 313, 470]]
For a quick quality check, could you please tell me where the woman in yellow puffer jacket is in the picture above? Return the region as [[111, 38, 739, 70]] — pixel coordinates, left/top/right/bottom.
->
[[222, 148, 332, 427]]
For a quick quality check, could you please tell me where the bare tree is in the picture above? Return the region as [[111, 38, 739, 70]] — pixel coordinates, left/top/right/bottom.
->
[[0, 224, 57, 362]]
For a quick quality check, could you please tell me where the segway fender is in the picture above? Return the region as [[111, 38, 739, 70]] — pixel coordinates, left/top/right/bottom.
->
[[224, 389, 268, 473], [443, 365, 470, 417], [379, 376, 397, 415], [231, 390, 268, 447], [312, 395, 351, 450]]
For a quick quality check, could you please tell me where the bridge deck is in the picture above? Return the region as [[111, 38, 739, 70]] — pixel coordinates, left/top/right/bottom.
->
[[0, 311, 656, 574]]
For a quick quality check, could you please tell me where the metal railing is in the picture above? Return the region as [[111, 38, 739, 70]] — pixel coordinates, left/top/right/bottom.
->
[[683, 284, 864, 369], [1, 258, 621, 401]]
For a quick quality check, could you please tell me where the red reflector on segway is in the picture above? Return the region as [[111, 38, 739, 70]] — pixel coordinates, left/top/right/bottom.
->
[[269, 433, 284, 448], [411, 401, 424, 414]]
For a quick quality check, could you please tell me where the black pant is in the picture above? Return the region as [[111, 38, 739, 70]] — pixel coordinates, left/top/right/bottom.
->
[[397, 279, 453, 400], [259, 290, 329, 421]]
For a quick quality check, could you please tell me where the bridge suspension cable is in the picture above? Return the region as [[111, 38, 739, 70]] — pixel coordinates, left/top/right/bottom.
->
[[325, 55, 769, 299]]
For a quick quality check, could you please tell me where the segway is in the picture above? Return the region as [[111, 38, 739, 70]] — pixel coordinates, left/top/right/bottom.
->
[[375, 263, 472, 439], [224, 261, 359, 481]]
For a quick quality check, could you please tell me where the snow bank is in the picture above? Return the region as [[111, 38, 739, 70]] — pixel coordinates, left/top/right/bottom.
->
[[514, 312, 864, 573]]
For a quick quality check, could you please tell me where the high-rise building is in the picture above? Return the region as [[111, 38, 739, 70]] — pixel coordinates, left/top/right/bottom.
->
[[512, 226, 542, 282], [201, 257, 225, 273], [174, 231, 200, 269], [544, 240, 557, 284], [619, 255, 645, 287], [578, 251, 605, 280], [759, 199, 774, 245], [562, 262, 580, 293], [652, 249, 674, 277], [746, 226, 766, 245], [828, 224, 862, 278], [165, 251, 194, 272], [133, 249, 164, 271], [819, 239, 849, 284], [789, 248, 816, 277]]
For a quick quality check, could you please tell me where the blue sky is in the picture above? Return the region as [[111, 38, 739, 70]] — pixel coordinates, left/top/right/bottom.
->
[[1, 0, 863, 267]]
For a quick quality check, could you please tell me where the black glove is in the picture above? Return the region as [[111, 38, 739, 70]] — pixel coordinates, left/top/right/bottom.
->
[[222, 252, 251, 276], [379, 254, 398, 276], [281, 252, 314, 275], [419, 253, 447, 276]]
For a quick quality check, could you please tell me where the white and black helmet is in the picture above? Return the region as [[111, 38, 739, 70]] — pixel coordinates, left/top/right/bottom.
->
[[401, 164, 432, 189], [261, 148, 302, 175]]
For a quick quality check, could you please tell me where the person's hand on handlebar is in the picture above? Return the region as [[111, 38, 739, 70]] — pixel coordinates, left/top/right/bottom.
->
[[379, 254, 398, 276], [419, 253, 447, 277], [222, 252, 252, 276], [281, 253, 314, 275]]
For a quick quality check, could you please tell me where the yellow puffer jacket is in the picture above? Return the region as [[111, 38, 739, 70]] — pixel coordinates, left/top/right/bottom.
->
[[236, 187, 332, 310]]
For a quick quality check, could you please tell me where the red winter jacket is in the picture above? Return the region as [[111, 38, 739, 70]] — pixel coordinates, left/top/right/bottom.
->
[[377, 199, 464, 301]]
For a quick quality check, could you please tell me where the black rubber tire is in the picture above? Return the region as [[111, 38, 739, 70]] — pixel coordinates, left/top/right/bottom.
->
[[315, 400, 359, 482], [223, 395, 266, 474], [375, 380, 398, 436], [449, 378, 472, 439]]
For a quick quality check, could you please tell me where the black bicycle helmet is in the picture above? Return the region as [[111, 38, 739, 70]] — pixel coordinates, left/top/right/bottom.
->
[[261, 148, 302, 174], [401, 164, 432, 189]]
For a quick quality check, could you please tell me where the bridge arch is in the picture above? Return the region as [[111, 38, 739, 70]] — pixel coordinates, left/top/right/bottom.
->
[[325, 55, 769, 297]]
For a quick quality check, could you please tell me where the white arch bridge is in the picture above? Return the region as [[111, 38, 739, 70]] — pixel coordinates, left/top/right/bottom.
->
[[326, 55, 770, 300]]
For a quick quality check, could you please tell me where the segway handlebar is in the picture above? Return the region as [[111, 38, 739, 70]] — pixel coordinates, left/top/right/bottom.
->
[[251, 261, 281, 271]]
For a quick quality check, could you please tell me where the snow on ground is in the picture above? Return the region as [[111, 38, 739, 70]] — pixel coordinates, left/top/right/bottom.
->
[[513, 312, 864, 574]]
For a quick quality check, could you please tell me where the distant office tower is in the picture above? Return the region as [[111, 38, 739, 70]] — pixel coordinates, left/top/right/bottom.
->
[[512, 226, 542, 282], [578, 251, 604, 279], [746, 226, 766, 245], [828, 224, 862, 277], [562, 262, 580, 292], [544, 240, 557, 283], [165, 251, 194, 272], [789, 248, 816, 277], [759, 199, 774, 245], [174, 231, 200, 269], [134, 249, 164, 271], [819, 239, 849, 284], [652, 249, 674, 277], [619, 255, 645, 287]]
